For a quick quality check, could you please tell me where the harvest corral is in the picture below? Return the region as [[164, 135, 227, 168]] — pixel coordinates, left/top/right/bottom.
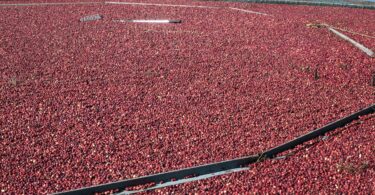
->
[[0, 0, 374, 194]]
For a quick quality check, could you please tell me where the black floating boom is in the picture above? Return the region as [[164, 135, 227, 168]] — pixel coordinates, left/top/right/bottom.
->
[[55, 104, 374, 195]]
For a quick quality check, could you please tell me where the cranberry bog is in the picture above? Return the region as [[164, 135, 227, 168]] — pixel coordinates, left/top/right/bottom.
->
[[0, 0, 374, 194]]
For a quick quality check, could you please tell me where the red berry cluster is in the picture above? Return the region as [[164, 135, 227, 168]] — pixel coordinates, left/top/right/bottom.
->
[[0, 1, 374, 194]]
